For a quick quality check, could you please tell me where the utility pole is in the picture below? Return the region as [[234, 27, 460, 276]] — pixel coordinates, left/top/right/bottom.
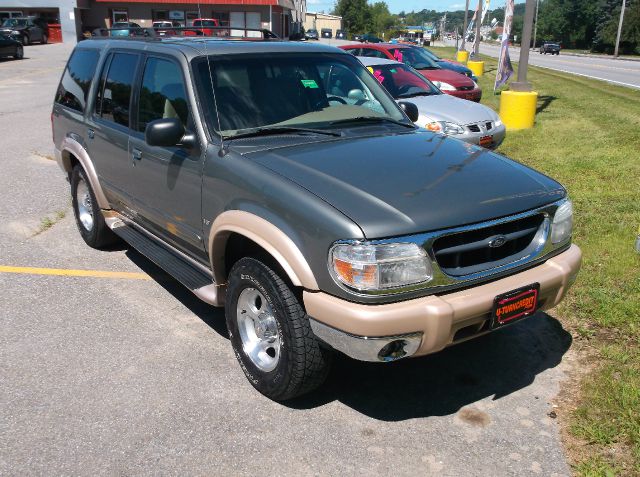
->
[[473, 0, 481, 57], [614, 0, 626, 58], [461, 0, 469, 49], [511, 0, 535, 91], [533, 0, 539, 50]]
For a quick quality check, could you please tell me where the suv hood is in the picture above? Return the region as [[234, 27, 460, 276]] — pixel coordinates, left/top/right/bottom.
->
[[243, 131, 565, 238]]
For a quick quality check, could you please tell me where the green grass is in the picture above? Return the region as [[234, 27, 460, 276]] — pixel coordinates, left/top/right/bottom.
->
[[35, 210, 66, 235], [432, 46, 640, 475]]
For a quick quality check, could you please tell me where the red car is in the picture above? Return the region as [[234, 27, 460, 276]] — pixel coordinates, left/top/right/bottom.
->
[[339, 43, 482, 102], [184, 18, 220, 37]]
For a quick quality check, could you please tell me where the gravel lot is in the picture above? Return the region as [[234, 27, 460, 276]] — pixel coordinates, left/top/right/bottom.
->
[[1, 42, 575, 476]]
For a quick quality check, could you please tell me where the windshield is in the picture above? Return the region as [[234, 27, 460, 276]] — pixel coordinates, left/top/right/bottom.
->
[[367, 63, 440, 98], [112, 22, 130, 28], [389, 48, 440, 70], [420, 48, 441, 62], [2, 19, 27, 27], [194, 53, 409, 137]]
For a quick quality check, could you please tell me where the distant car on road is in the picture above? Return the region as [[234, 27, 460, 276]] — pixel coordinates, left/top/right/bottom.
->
[[321, 28, 332, 39], [359, 57, 505, 149], [0, 32, 23, 59], [540, 42, 561, 55], [335, 29, 347, 39], [0, 17, 47, 45], [341, 43, 482, 102], [305, 28, 319, 40], [359, 33, 383, 43]]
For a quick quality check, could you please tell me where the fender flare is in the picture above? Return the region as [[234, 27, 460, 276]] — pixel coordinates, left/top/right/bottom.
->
[[209, 210, 319, 290], [59, 137, 110, 210]]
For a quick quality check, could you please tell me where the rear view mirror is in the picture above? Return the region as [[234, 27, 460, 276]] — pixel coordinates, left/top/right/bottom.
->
[[145, 118, 186, 147], [398, 101, 419, 122]]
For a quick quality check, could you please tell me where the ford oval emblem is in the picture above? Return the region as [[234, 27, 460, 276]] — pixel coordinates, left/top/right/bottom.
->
[[489, 235, 508, 248]]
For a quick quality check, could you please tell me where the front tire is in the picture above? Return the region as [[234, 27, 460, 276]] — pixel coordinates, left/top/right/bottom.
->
[[225, 257, 332, 401], [71, 165, 118, 249], [21, 34, 29, 46], [41, 33, 48, 44], [14, 44, 23, 59]]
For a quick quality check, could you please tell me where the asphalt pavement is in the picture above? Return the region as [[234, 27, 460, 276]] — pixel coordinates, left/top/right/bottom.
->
[[444, 39, 640, 89], [1, 43, 576, 476]]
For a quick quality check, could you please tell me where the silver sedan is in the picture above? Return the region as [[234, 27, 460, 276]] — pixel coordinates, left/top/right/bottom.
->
[[358, 56, 506, 149]]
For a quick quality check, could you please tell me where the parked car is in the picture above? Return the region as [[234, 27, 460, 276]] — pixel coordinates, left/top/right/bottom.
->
[[418, 46, 478, 82], [53, 38, 580, 401], [540, 42, 561, 55], [110, 21, 143, 37], [305, 28, 319, 40], [359, 57, 505, 148], [340, 43, 482, 102], [335, 29, 347, 40], [358, 33, 383, 43], [0, 32, 23, 59], [152, 20, 181, 37], [0, 17, 47, 45], [321, 28, 332, 39], [188, 18, 220, 37]]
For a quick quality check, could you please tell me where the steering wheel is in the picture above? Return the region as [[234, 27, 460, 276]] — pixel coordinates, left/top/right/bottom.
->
[[326, 96, 347, 105]]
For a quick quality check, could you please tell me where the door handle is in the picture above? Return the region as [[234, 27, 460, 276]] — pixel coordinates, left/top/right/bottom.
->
[[87, 128, 94, 139], [132, 148, 142, 161]]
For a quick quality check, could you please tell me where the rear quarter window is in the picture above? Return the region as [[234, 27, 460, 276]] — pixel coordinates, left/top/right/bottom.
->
[[55, 49, 100, 113]]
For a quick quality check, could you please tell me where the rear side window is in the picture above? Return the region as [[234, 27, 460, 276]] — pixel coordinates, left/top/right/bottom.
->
[[95, 52, 138, 128], [360, 48, 388, 59], [55, 49, 99, 113], [137, 57, 189, 132]]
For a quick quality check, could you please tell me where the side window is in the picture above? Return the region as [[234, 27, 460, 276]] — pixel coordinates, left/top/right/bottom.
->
[[54, 49, 100, 113], [137, 57, 189, 133], [361, 48, 387, 59], [95, 52, 138, 128], [344, 48, 360, 56]]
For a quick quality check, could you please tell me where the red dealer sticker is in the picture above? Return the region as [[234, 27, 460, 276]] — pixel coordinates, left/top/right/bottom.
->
[[491, 283, 540, 328]]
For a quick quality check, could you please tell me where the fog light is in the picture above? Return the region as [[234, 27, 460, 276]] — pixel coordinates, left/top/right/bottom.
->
[[378, 340, 410, 362]]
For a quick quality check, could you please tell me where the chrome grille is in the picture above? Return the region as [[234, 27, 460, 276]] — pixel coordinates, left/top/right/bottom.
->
[[485, 122, 493, 130], [432, 214, 546, 277], [468, 124, 481, 132]]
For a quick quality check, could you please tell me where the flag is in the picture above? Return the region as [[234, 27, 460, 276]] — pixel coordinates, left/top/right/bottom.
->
[[494, 0, 515, 91]]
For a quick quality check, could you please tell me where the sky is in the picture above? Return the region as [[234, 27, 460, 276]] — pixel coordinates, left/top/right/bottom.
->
[[307, 0, 513, 15]]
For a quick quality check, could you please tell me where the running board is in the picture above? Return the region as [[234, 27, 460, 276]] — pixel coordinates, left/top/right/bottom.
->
[[106, 214, 224, 306]]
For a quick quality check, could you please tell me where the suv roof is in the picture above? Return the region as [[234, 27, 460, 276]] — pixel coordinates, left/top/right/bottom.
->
[[76, 37, 348, 58]]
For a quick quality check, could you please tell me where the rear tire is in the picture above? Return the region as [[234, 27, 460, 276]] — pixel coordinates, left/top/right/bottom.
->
[[71, 165, 118, 249], [225, 257, 332, 401], [21, 34, 29, 46], [41, 33, 48, 44], [14, 44, 23, 60]]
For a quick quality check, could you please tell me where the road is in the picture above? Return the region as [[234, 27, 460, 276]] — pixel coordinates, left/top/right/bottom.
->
[[445, 39, 640, 89], [1, 43, 575, 476]]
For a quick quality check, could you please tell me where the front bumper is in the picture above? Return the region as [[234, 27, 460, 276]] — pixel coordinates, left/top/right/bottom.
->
[[459, 122, 507, 149], [446, 87, 482, 102], [306, 244, 581, 362]]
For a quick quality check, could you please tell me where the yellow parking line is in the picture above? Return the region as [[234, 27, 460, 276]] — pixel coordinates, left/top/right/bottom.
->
[[0, 265, 150, 280]]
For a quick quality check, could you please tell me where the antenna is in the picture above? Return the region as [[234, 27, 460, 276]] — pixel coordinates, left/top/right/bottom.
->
[[195, 2, 226, 155]]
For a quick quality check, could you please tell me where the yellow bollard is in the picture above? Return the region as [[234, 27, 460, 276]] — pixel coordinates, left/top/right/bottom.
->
[[499, 90, 538, 130], [456, 50, 470, 63], [467, 60, 484, 77]]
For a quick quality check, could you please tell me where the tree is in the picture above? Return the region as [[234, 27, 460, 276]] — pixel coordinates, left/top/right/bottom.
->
[[334, 0, 372, 33], [370, 2, 395, 36]]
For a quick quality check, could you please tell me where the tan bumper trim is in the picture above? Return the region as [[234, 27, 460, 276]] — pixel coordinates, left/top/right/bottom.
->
[[304, 244, 581, 357]]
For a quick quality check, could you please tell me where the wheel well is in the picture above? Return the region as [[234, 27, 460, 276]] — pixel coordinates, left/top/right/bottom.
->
[[63, 151, 80, 178], [224, 233, 302, 301]]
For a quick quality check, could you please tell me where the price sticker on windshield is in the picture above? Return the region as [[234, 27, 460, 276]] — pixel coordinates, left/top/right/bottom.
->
[[301, 79, 319, 89]]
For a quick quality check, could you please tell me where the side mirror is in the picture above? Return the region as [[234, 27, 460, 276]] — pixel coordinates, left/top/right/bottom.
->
[[398, 101, 419, 122], [145, 118, 195, 148]]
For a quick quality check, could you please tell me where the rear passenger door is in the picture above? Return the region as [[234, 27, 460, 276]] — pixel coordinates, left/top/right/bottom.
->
[[127, 55, 205, 260], [86, 51, 140, 213]]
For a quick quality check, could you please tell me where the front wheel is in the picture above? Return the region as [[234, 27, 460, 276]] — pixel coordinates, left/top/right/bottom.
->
[[71, 165, 118, 249], [14, 44, 23, 59], [21, 34, 29, 46], [225, 258, 332, 401], [41, 33, 48, 44]]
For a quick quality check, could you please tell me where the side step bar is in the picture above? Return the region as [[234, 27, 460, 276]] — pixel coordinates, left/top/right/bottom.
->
[[106, 215, 224, 306]]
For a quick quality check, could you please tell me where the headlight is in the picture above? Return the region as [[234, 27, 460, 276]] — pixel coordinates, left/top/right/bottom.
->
[[472, 81, 479, 88], [433, 81, 456, 91], [425, 121, 464, 135], [551, 199, 573, 244], [494, 119, 503, 127], [11, 30, 20, 35], [330, 242, 432, 291]]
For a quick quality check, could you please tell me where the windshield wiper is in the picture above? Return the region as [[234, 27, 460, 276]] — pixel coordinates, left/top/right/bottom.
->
[[224, 126, 342, 141], [327, 116, 416, 129], [396, 91, 436, 98]]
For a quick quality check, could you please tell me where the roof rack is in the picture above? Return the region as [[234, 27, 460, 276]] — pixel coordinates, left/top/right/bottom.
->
[[90, 26, 280, 41]]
